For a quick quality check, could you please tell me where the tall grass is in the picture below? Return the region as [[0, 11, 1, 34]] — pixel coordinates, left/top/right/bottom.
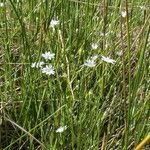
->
[[0, 0, 150, 149]]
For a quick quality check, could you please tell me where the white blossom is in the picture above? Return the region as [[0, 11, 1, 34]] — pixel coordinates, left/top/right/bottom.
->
[[31, 61, 44, 68], [116, 51, 123, 56], [91, 43, 98, 49], [56, 125, 67, 133], [41, 65, 55, 75], [139, 6, 146, 10], [0, 3, 4, 7], [84, 59, 96, 67], [101, 55, 116, 64], [42, 51, 55, 60], [100, 32, 108, 37], [121, 11, 127, 18], [91, 55, 98, 61], [50, 19, 59, 28]]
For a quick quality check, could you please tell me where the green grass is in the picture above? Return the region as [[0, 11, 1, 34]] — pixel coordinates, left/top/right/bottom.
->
[[0, 0, 150, 149]]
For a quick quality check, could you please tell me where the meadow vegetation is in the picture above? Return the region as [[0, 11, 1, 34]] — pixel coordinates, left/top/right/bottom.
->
[[0, 0, 150, 149]]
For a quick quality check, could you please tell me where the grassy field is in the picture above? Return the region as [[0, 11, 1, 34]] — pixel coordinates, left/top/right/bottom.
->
[[0, 0, 150, 149]]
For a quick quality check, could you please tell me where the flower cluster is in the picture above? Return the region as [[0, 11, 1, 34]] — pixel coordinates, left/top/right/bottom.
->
[[83, 43, 117, 68], [83, 54, 116, 68], [31, 51, 55, 76]]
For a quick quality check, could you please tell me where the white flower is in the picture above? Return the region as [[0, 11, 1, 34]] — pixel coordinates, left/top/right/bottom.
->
[[101, 55, 116, 64], [56, 125, 67, 133], [100, 32, 108, 37], [91, 55, 98, 61], [84, 59, 96, 67], [41, 65, 55, 75], [31, 61, 44, 68], [50, 19, 59, 28], [42, 51, 55, 60], [116, 51, 123, 56], [121, 11, 127, 18], [0, 3, 4, 7], [140, 6, 146, 10], [91, 43, 98, 49]]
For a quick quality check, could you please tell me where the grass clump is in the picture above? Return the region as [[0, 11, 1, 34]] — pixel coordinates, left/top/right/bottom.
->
[[0, 0, 150, 149]]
